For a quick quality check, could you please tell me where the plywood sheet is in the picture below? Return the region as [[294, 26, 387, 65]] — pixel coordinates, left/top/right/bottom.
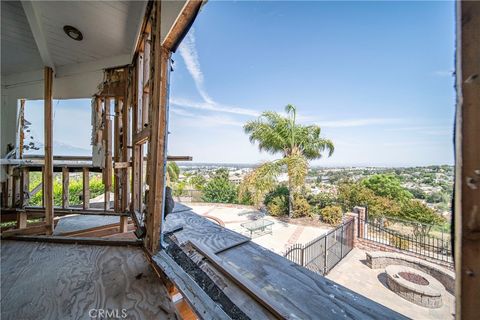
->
[[1, 240, 176, 320]]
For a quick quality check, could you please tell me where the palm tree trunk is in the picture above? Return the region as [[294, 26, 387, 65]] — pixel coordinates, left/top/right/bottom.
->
[[288, 178, 293, 218]]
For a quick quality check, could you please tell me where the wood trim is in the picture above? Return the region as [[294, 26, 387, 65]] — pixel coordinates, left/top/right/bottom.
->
[[456, 2, 480, 319], [56, 221, 132, 237], [6, 235, 142, 246], [44, 67, 54, 234], [162, 0, 204, 51], [1, 224, 47, 238]]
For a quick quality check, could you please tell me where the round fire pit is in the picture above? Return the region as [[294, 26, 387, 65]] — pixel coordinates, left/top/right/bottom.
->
[[385, 265, 443, 308]]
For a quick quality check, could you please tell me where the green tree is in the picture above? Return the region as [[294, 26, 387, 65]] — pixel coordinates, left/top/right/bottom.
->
[[361, 174, 413, 202], [188, 174, 207, 190], [202, 175, 238, 204], [240, 105, 334, 217], [400, 200, 446, 238], [167, 162, 180, 183], [337, 182, 400, 220]]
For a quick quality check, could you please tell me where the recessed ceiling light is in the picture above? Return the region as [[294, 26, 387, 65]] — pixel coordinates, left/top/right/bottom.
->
[[63, 25, 83, 41]]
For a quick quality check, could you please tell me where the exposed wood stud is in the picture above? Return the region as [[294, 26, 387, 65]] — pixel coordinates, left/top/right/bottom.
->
[[83, 168, 90, 210], [103, 98, 112, 210], [7, 166, 14, 208], [17, 211, 27, 229], [44, 66, 54, 235], [145, 0, 169, 253], [456, 2, 480, 318], [120, 216, 129, 233], [18, 99, 26, 158], [62, 167, 69, 209], [21, 168, 29, 207]]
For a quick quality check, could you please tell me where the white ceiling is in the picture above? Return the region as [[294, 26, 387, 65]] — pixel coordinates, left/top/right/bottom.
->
[[1, 0, 147, 76], [1, 1, 44, 75]]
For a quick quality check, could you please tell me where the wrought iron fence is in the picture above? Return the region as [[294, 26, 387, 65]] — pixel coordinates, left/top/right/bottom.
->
[[284, 218, 355, 275], [359, 218, 453, 264]]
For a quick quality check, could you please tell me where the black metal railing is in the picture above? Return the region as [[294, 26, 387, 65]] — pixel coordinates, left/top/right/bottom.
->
[[359, 218, 452, 264], [284, 218, 355, 275]]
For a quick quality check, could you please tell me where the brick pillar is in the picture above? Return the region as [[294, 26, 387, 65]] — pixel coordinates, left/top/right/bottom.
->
[[353, 206, 366, 239], [346, 212, 359, 246]]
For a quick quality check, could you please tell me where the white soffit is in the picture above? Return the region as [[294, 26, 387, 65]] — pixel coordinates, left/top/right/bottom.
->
[[1, 1, 43, 76], [1, 0, 147, 76]]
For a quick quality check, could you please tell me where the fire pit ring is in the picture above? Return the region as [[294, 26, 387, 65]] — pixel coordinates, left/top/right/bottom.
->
[[385, 265, 443, 308]]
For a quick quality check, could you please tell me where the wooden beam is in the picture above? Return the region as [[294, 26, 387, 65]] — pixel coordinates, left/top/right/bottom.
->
[[103, 98, 112, 210], [121, 91, 130, 212], [133, 128, 150, 145], [20, 167, 29, 207], [7, 235, 142, 246], [82, 168, 90, 210], [162, 0, 204, 51], [152, 251, 230, 320], [6, 166, 14, 208], [456, 2, 480, 319], [1, 224, 47, 238], [16, 211, 27, 229], [120, 216, 129, 233], [61, 167, 69, 209], [21, 1, 56, 71], [18, 99, 26, 158], [44, 67, 54, 234], [146, 1, 170, 253], [114, 98, 121, 212], [190, 241, 288, 319]]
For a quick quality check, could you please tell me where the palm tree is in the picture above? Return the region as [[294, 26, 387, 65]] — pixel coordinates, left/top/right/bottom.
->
[[241, 104, 334, 217]]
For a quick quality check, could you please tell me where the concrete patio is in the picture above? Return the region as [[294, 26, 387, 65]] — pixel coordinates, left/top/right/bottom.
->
[[327, 248, 455, 320], [184, 203, 331, 254]]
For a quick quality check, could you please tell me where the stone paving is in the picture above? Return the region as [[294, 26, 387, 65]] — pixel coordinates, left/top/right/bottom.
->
[[186, 203, 331, 254], [327, 248, 455, 320]]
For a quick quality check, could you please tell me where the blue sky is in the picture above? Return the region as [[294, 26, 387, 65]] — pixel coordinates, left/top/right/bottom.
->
[[26, 1, 456, 166]]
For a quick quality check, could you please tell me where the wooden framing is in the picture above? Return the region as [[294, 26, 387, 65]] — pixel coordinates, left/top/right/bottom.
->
[[82, 168, 90, 210], [455, 2, 480, 319], [145, 0, 169, 253], [18, 99, 26, 158], [44, 67, 54, 234], [162, 0, 204, 51], [103, 97, 113, 210], [62, 167, 69, 209]]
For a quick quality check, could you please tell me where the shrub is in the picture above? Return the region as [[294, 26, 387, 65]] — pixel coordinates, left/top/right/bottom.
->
[[292, 194, 312, 218], [306, 192, 337, 209], [264, 185, 289, 206], [201, 176, 238, 204], [267, 195, 288, 216], [320, 205, 343, 225], [388, 235, 409, 250]]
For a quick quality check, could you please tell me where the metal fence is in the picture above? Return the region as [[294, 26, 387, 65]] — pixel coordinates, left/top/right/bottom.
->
[[284, 218, 355, 275], [360, 218, 453, 264]]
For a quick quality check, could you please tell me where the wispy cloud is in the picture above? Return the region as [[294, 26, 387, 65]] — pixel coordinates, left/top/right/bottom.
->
[[172, 109, 244, 127], [170, 97, 260, 117], [175, 29, 260, 118], [178, 29, 214, 104], [386, 125, 452, 136], [318, 118, 402, 128]]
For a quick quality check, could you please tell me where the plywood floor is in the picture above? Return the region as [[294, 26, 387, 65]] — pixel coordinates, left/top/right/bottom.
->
[[1, 240, 177, 320]]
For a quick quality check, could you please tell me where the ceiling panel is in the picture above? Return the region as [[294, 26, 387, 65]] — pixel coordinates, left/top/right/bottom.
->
[[36, 1, 146, 67], [1, 1, 146, 76], [1, 1, 43, 76]]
